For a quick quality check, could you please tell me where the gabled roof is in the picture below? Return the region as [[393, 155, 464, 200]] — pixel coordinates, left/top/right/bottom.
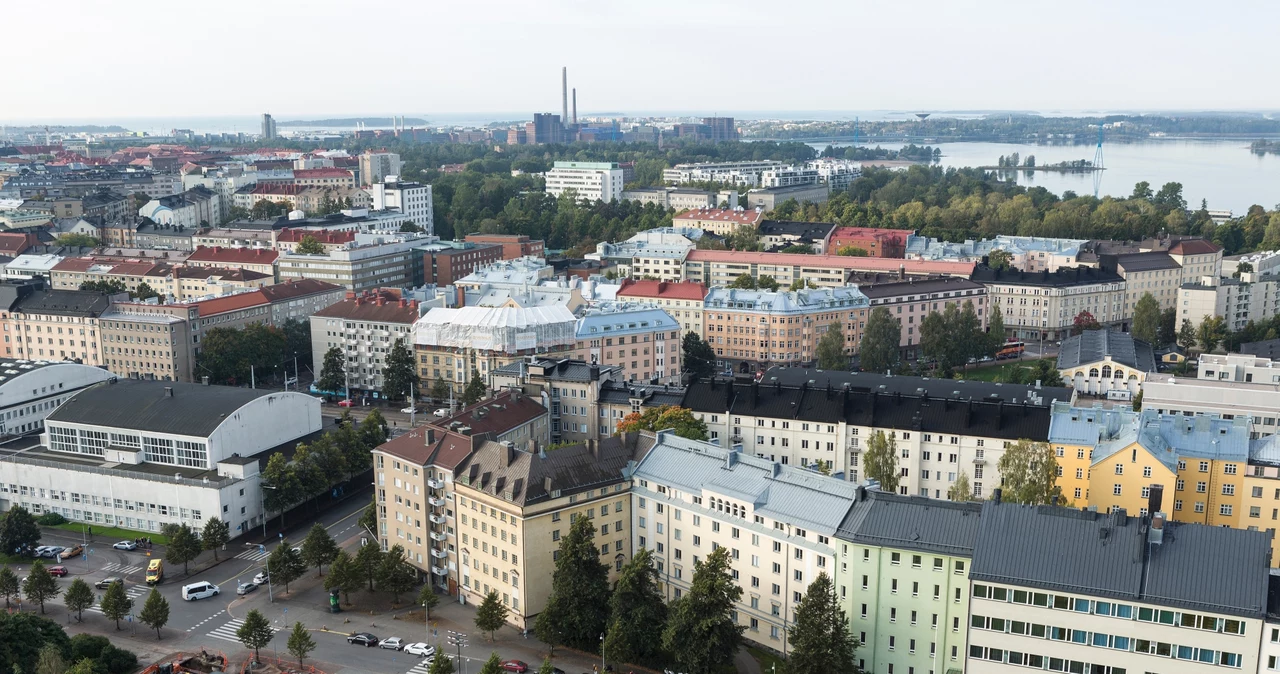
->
[[836, 489, 983, 556], [453, 432, 651, 507], [1168, 239, 1221, 255], [1056, 330, 1156, 372], [430, 390, 547, 439], [616, 279, 708, 301]]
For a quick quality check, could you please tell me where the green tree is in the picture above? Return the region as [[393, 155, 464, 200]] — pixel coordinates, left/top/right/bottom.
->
[[0, 505, 41, 554], [536, 657, 555, 674], [79, 279, 128, 294], [728, 273, 757, 289], [132, 282, 160, 301], [381, 338, 419, 402], [956, 300, 984, 367], [615, 405, 708, 440], [138, 588, 170, 640], [22, 560, 60, 613], [788, 572, 859, 674], [301, 523, 340, 577], [996, 439, 1061, 505], [862, 430, 900, 493], [165, 524, 202, 576], [986, 302, 1007, 357], [816, 322, 848, 370], [756, 274, 780, 291], [36, 644, 65, 674], [355, 541, 384, 592], [1157, 307, 1177, 347], [662, 546, 744, 674], [1132, 389, 1144, 412], [603, 548, 667, 667], [987, 248, 1014, 271], [948, 471, 974, 501], [1198, 315, 1226, 353], [462, 370, 487, 405], [1177, 318, 1198, 350], [836, 245, 869, 256], [478, 652, 504, 674], [324, 550, 362, 604], [376, 544, 418, 605], [789, 277, 819, 290], [430, 376, 450, 401], [474, 590, 509, 642], [360, 408, 388, 450], [919, 309, 951, 374], [420, 584, 440, 624], [237, 609, 276, 663], [535, 515, 611, 653], [428, 651, 456, 674], [317, 346, 347, 396], [57, 233, 101, 247], [1132, 293, 1161, 345], [201, 517, 231, 561], [64, 578, 95, 622], [262, 452, 301, 528], [99, 580, 131, 630], [295, 235, 326, 255], [358, 498, 379, 538], [681, 331, 718, 380], [859, 307, 901, 373], [0, 566, 18, 608], [267, 540, 306, 593], [286, 621, 316, 668]]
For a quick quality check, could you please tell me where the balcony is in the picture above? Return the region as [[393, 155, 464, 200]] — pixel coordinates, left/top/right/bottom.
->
[[972, 456, 986, 465], [430, 547, 449, 559], [428, 496, 446, 507], [427, 478, 445, 489], [429, 514, 447, 525], [430, 531, 447, 542], [431, 566, 448, 576]]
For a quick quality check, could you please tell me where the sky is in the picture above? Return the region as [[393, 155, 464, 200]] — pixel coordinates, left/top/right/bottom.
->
[[6, 0, 1279, 123]]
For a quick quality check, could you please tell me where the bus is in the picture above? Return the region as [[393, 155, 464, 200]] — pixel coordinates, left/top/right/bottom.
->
[[996, 341, 1026, 360]]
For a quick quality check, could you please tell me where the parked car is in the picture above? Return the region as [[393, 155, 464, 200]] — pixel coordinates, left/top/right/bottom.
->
[[236, 581, 258, 595], [96, 577, 123, 589], [403, 643, 436, 657], [501, 660, 529, 673], [113, 540, 137, 551], [253, 571, 269, 585], [347, 633, 379, 647], [432, 408, 449, 417], [32, 546, 53, 557], [379, 637, 405, 650], [48, 565, 68, 577], [60, 545, 84, 560], [41, 546, 65, 558]]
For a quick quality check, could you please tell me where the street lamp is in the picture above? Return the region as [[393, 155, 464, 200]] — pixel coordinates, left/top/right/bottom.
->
[[599, 632, 605, 673]]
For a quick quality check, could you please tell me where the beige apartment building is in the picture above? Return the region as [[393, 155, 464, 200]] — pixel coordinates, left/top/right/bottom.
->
[[491, 358, 620, 445], [671, 207, 764, 236], [615, 279, 707, 336], [682, 250, 974, 289], [99, 306, 195, 381], [702, 287, 869, 373], [972, 266, 1127, 341], [858, 275, 989, 361], [4, 288, 110, 365], [572, 306, 682, 384]]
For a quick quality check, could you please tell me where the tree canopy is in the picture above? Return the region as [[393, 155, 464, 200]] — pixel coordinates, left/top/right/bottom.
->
[[862, 430, 900, 493], [681, 331, 717, 380], [858, 307, 901, 374], [661, 546, 744, 674], [535, 515, 611, 653], [995, 439, 1061, 505], [615, 405, 708, 440]]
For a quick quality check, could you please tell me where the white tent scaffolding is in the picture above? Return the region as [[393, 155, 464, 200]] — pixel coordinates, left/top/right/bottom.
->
[[414, 305, 577, 353]]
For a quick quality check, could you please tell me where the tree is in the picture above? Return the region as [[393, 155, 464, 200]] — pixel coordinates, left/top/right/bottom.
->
[[987, 248, 1014, 271], [0, 566, 18, 608], [165, 524, 202, 576], [64, 578, 95, 622], [99, 580, 131, 630], [1177, 318, 1198, 351], [603, 548, 667, 667], [36, 644, 65, 674], [948, 471, 974, 501], [0, 505, 41, 554], [789, 277, 818, 290], [837, 245, 869, 256], [430, 376, 450, 401], [80, 279, 128, 294], [859, 307, 901, 374], [1132, 293, 1160, 345], [295, 235, 326, 255], [462, 370, 488, 405], [1157, 307, 1177, 347], [420, 583, 440, 624], [358, 498, 379, 538], [1198, 315, 1226, 353], [788, 572, 859, 674], [996, 439, 1061, 505], [286, 621, 316, 668], [377, 544, 419, 605], [478, 652, 504, 674], [399, 221, 424, 233], [22, 560, 60, 613], [132, 282, 160, 301], [535, 515, 611, 653], [728, 273, 757, 290], [681, 331, 717, 380], [57, 233, 101, 247], [615, 405, 708, 441], [863, 430, 900, 493], [756, 274, 780, 291], [1132, 389, 1144, 412], [139, 588, 170, 640], [201, 517, 231, 561], [237, 609, 275, 663], [360, 408, 388, 449], [262, 452, 302, 528], [325, 550, 362, 604], [1073, 310, 1102, 335], [428, 651, 456, 674], [317, 346, 347, 396], [537, 657, 555, 674], [267, 540, 306, 593], [986, 303, 1007, 357], [662, 546, 744, 674], [301, 523, 340, 577], [474, 590, 509, 641], [382, 338, 419, 402], [816, 323, 848, 370], [355, 541, 384, 592]]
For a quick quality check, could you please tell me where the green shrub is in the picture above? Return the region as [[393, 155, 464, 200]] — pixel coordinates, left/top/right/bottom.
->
[[36, 513, 67, 526]]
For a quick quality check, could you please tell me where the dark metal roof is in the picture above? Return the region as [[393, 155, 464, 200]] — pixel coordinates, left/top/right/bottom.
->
[[836, 489, 983, 557], [969, 265, 1123, 288], [597, 380, 685, 407], [857, 275, 986, 299], [1056, 330, 1156, 372], [1105, 251, 1181, 273], [452, 432, 653, 507], [758, 220, 837, 241], [757, 368, 1071, 407], [12, 289, 112, 317], [971, 502, 1271, 619], [1240, 338, 1280, 360], [47, 379, 289, 437]]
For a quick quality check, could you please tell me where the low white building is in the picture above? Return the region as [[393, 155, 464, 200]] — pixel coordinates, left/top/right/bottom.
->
[[4, 254, 64, 280], [0, 379, 323, 538], [0, 359, 116, 436], [1142, 372, 1280, 439], [544, 162, 624, 203], [1197, 352, 1280, 383]]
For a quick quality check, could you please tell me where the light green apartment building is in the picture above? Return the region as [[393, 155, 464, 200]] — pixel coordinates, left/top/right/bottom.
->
[[835, 490, 981, 674]]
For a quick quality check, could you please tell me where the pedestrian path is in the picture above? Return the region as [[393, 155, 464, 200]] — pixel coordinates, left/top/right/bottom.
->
[[235, 547, 269, 562], [205, 617, 279, 645], [187, 610, 226, 632], [100, 562, 144, 575], [86, 584, 148, 614]]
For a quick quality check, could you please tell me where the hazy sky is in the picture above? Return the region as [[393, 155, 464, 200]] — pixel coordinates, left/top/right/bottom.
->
[[7, 0, 1278, 122]]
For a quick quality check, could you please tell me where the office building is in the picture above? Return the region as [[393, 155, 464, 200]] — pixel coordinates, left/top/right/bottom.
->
[[278, 233, 427, 291], [1197, 352, 1280, 383], [757, 220, 837, 254], [829, 227, 911, 259], [544, 162, 624, 203], [261, 114, 277, 140], [702, 117, 738, 142], [463, 235, 545, 261], [1140, 373, 1280, 439], [744, 184, 830, 211]]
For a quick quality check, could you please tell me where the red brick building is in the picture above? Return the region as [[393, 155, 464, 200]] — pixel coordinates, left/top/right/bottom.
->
[[422, 244, 503, 286], [828, 226, 911, 258], [463, 234, 545, 260]]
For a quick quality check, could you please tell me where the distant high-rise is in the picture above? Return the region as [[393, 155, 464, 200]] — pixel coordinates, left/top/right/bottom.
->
[[702, 117, 737, 142], [529, 113, 562, 145], [261, 113, 277, 140]]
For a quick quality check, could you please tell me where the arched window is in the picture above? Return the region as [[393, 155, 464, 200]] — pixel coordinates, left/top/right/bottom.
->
[[1129, 374, 1138, 380], [1101, 365, 1111, 378], [1089, 368, 1100, 377], [1113, 368, 1125, 378]]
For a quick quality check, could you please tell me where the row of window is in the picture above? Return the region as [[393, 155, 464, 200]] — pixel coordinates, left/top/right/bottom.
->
[[973, 613, 1245, 666], [971, 641, 1241, 670], [973, 584, 1246, 635]]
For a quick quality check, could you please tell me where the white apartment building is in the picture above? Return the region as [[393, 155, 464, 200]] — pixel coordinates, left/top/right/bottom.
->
[[358, 152, 403, 187], [544, 162, 624, 203], [1179, 273, 1280, 332], [1141, 373, 1280, 439], [758, 166, 820, 188], [972, 266, 1127, 341], [1197, 352, 1280, 383], [309, 289, 420, 396], [279, 232, 427, 291], [662, 160, 785, 187], [370, 178, 433, 234]]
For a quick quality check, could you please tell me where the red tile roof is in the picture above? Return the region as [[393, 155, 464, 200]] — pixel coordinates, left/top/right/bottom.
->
[[190, 291, 269, 316], [673, 208, 764, 226], [375, 428, 475, 469], [429, 390, 547, 439], [187, 246, 279, 264], [276, 229, 356, 244], [617, 279, 709, 301], [292, 168, 353, 179], [251, 183, 304, 196], [258, 279, 343, 301], [0, 232, 38, 256], [1169, 239, 1221, 255], [830, 227, 911, 245], [313, 289, 419, 324], [684, 249, 975, 275]]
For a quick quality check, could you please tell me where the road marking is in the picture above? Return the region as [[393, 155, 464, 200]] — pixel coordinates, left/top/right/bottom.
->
[[406, 659, 435, 674], [187, 610, 226, 632], [235, 548, 269, 562], [206, 617, 279, 644], [86, 584, 147, 614], [100, 562, 143, 574]]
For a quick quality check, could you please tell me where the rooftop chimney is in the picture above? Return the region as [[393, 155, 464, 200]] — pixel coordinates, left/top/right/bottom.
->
[[163, 386, 173, 397], [572, 88, 577, 125]]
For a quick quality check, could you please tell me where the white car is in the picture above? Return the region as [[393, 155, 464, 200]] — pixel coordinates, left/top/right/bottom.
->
[[253, 571, 269, 585], [403, 643, 436, 657], [113, 540, 138, 551], [432, 408, 449, 418], [379, 637, 405, 650], [401, 406, 419, 414]]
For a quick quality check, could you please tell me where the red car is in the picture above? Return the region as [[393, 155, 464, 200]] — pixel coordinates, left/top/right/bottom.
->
[[500, 661, 528, 673], [48, 566, 68, 577], [338, 399, 355, 407]]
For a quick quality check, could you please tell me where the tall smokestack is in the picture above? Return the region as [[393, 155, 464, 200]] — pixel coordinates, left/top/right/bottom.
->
[[572, 88, 577, 125], [562, 67, 568, 123]]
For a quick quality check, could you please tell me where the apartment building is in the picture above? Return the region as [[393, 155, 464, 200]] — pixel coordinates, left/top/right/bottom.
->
[[590, 228, 696, 281], [757, 220, 836, 254], [829, 227, 910, 259], [702, 286, 869, 372], [857, 276, 989, 361], [309, 289, 420, 396], [1142, 373, 1280, 439], [835, 490, 981, 674], [2, 286, 109, 365], [279, 234, 426, 291], [596, 380, 684, 437], [620, 188, 724, 212], [184, 246, 278, 278], [429, 390, 550, 451], [413, 305, 577, 392], [684, 369, 1069, 494], [967, 498, 1267, 674], [630, 432, 858, 654], [683, 250, 974, 289], [1198, 352, 1280, 383], [492, 358, 619, 444], [463, 234, 545, 261], [573, 306, 681, 383], [274, 229, 356, 254], [615, 279, 707, 336], [671, 208, 764, 237], [1103, 251, 1186, 317], [1180, 271, 1280, 332], [662, 160, 785, 187], [358, 152, 403, 187], [369, 178, 432, 232], [1055, 330, 1156, 397], [291, 168, 356, 189], [138, 185, 220, 230], [971, 265, 1126, 341], [544, 162, 624, 203], [420, 242, 504, 286], [1167, 238, 1223, 279]]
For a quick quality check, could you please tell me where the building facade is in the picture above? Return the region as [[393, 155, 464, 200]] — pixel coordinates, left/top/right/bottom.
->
[[572, 306, 681, 384], [544, 162, 624, 203], [972, 266, 1127, 341], [615, 279, 708, 336], [702, 287, 869, 372], [858, 276, 989, 361], [310, 289, 420, 396]]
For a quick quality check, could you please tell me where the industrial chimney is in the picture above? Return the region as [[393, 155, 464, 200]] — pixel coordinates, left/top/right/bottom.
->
[[562, 67, 569, 123], [572, 88, 577, 125]]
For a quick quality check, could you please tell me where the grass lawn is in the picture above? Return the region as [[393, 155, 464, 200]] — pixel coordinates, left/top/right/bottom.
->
[[50, 522, 170, 546], [956, 358, 1056, 383], [748, 646, 787, 674]]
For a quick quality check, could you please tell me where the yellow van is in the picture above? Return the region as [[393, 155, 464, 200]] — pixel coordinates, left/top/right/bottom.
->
[[146, 558, 163, 585]]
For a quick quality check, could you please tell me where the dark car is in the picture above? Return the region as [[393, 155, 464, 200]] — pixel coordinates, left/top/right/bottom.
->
[[501, 661, 529, 673], [347, 632, 379, 647], [48, 566, 69, 577]]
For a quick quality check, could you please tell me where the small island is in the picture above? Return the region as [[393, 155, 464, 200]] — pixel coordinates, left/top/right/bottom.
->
[[979, 153, 1101, 172], [1250, 139, 1280, 155]]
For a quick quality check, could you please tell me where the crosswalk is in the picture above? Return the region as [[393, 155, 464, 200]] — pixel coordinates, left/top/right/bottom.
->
[[406, 659, 434, 674], [86, 584, 148, 614], [100, 562, 143, 575], [205, 617, 279, 645], [235, 548, 270, 562]]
